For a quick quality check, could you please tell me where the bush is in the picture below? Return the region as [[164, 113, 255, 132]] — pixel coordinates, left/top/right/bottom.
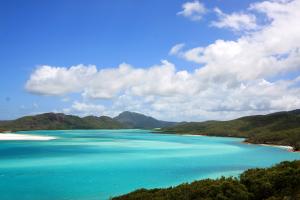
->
[[112, 160, 300, 200]]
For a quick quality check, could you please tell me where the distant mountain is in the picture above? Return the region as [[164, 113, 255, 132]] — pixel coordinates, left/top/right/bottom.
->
[[0, 111, 176, 131], [0, 113, 126, 131], [114, 111, 177, 129], [82, 115, 126, 129], [161, 109, 300, 151]]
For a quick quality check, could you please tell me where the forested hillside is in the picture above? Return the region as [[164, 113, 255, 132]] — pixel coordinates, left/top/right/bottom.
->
[[161, 110, 300, 150]]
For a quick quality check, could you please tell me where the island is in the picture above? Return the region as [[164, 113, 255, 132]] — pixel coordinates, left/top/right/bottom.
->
[[159, 109, 300, 151]]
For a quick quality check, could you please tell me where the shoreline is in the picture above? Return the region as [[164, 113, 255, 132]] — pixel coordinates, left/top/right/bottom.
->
[[155, 131, 299, 153], [0, 133, 57, 141], [184, 134, 298, 152], [243, 141, 298, 152]]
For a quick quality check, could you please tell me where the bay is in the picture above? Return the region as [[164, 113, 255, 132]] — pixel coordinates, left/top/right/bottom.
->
[[0, 129, 299, 200]]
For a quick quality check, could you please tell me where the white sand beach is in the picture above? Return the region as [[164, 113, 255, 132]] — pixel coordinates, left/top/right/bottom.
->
[[0, 133, 56, 141], [260, 144, 294, 151], [243, 141, 295, 152]]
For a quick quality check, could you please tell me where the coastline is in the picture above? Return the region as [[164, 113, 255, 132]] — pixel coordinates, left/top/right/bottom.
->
[[155, 131, 299, 153], [243, 141, 298, 152], [184, 133, 299, 152], [0, 133, 57, 141], [260, 144, 294, 151]]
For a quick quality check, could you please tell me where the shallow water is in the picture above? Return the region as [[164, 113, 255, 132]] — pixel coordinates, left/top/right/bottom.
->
[[0, 129, 299, 200]]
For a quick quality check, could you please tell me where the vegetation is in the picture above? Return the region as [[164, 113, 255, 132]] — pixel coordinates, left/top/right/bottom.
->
[[114, 111, 176, 129], [0, 111, 176, 131], [112, 160, 300, 200], [161, 109, 300, 151], [0, 113, 126, 131]]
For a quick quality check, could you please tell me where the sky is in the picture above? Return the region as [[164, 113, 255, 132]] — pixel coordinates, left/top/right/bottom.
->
[[0, 0, 300, 121]]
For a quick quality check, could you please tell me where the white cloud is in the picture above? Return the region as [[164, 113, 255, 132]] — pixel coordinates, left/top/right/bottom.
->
[[211, 7, 258, 31], [249, 0, 293, 20], [26, 65, 97, 95], [26, 60, 197, 99], [169, 43, 185, 55], [26, 0, 300, 121], [177, 1, 206, 21]]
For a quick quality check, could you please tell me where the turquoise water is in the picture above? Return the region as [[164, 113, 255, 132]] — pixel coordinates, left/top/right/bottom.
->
[[0, 129, 299, 200]]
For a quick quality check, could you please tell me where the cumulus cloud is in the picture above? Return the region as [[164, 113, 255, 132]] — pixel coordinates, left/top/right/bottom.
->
[[26, 0, 300, 121], [26, 65, 97, 95], [211, 7, 258, 31], [26, 61, 196, 99], [177, 0, 206, 21]]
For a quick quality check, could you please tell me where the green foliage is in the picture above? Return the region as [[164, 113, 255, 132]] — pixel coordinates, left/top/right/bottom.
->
[[113, 178, 250, 200], [240, 160, 300, 200], [161, 109, 300, 150], [112, 160, 300, 200], [114, 111, 176, 129]]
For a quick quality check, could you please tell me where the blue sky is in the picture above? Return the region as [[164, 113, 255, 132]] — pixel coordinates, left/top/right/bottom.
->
[[1, 0, 300, 121]]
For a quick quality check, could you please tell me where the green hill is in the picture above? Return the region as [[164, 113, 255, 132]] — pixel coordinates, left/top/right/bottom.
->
[[0, 113, 126, 131], [113, 160, 300, 200], [161, 109, 300, 151], [0, 111, 176, 131], [114, 111, 177, 129], [82, 115, 126, 129]]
